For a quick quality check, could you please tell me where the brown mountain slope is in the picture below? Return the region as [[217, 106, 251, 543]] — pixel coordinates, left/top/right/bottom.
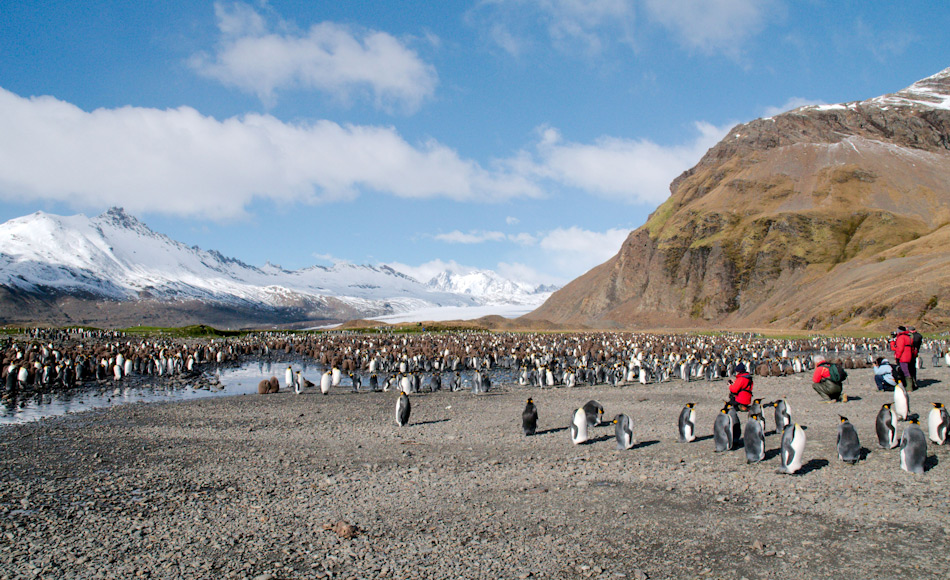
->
[[526, 68, 950, 331]]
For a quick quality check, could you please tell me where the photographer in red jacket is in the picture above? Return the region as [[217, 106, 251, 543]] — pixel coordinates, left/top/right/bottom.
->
[[893, 326, 915, 391], [728, 363, 753, 411]]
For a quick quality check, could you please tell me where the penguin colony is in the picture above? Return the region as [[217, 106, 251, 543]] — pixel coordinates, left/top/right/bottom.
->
[[3, 327, 948, 477]]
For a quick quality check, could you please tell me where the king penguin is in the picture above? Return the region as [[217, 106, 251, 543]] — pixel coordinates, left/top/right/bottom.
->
[[678, 403, 696, 443], [744, 413, 765, 463], [331, 367, 342, 387], [727, 403, 742, 447], [613, 413, 635, 450], [927, 402, 949, 445], [320, 370, 332, 395], [713, 406, 734, 452], [875, 403, 898, 449], [522, 398, 538, 436], [899, 418, 927, 474], [772, 399, 791, 435], [570, 407, 589, 444], [894, 383, 910, 421], [836, 416, 861, 464], [777, 423, 806, 474], [285, 365, 294, 390], [583, 400, 605, 427], [396, 391, 411, 427]]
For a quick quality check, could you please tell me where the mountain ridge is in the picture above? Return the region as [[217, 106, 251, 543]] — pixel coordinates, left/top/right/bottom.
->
[[0, 208, 554, 327], [526, 67, 950, 331]]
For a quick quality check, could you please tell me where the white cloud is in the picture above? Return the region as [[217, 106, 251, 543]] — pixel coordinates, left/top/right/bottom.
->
[[386, 259, 474, 283], [643, 0, 780, 56], [190, 2, 438, 112], [538, 226, 628, 271], [514, 121, 733, 204], [496, 261, 563, 286], [0, 88, 541, 219], [505, 216, 520, 225], [763, 97, 827, 117], [473, 0, 636, 56], [434, 230, 507, 244]]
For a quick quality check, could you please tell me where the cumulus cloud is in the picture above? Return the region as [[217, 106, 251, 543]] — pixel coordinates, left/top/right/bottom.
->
[[0, 88, 541, 219], [763, 97, 827, 117], [513, 121, 732, 204], [643, 0, 780, 56], [190, 2, 438, 112], [505, 216, 520, 225], [537, 226, 629, 274]]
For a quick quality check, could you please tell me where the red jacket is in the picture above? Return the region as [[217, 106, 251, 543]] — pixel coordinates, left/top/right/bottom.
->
[[728, 373, 753, 406], [813, 364, 830, 383], [894, 331, 913, 363]]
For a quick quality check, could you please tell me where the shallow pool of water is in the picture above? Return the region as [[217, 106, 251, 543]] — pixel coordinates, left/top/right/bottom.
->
[[0, 360, 322, 425], [0, 361, 515, 425]]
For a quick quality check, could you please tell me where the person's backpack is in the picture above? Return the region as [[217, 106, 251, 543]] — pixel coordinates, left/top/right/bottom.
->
[[823, 362, 847, 383], [911, 331, 923, 351]]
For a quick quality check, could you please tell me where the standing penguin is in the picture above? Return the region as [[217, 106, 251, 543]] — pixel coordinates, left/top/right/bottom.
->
[[320, 370, 332, 395], [772, 399, 791, 435], [744, 413, 765, 463], [350, 373, 362, 392], [876, 403, 899, 449], [893, 383, 910, 421], [899, 418, 927, 474], [583, 400, 605, 427], [522, 398, 538, 436], [570, 407, 589, 444], [613, 414, 635, 450], [777, 423, 806, 474], [713, 406, 734, 452], [396, 392, 411, 427], [836, 416, 861, 464], [678, 403, 696, 443], [285, 366, 294, 389], [369, 373, 379, 391], [727, 403, 742, 447], [294, 371, 302, 395], [927, 402, 949, 445], [748, 399, 765, 425], [331, 367, 342, 387]]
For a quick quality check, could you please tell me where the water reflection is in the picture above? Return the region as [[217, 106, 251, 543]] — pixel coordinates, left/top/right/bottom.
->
[[1, 360, 516, 425]]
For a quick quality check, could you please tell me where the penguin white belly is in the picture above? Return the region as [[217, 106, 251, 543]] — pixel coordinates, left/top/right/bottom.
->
[[320, 372, 332, 395], [331, 368, 342, 386], [779, 424, 806, 474], [928, 407, 948, 445], [893, 386, 909, 420], [570, 408, 588, 444]]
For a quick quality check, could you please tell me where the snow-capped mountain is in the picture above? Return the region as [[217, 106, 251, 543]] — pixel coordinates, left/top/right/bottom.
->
[[0, 208, 554, 326], [425, 270, 555, 306]]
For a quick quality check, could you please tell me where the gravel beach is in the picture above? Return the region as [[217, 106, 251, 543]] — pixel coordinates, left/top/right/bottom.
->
[[2, 364, 949, 579]]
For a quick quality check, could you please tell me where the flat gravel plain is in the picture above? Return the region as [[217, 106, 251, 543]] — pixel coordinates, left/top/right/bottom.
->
[[2, 364, 949, 580]]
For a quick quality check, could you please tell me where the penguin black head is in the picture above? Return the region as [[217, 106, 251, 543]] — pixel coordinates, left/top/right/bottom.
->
[[882, 403, 891, 409], [838, 415, 849, 423], [908, 417, 920, 425], [933, 402, 945, 408], [686, 402, 695, 408], [526, 398, 533, 404]]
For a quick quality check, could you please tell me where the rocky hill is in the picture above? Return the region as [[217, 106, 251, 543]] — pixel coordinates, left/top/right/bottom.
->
[[526, 67, 950, 331]]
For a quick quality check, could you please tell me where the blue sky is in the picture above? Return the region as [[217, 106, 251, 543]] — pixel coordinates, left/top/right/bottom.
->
[[1, 1, 948, 286]]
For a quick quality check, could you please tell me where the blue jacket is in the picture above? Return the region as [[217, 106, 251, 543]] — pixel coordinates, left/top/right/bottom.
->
[[874, 360, 896, 386]]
